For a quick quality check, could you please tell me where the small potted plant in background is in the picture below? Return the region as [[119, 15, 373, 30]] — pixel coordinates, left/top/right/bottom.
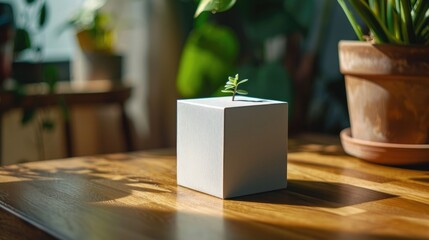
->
[[11, 0, 49, 84], [177, 74, 288, 199], [337, 0, 429, 165], [63, 0, 122, 82]]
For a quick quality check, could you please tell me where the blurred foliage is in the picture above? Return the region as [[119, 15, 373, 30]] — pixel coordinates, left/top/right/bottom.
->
[[230, 62, 293, 104], [13, 0, 48, 57], [238, 0, 314, 43], [177, 0, 315, 121], [177, 23, 239, 97], [195, 0, 236, 17], [175, 0, 357, 133]]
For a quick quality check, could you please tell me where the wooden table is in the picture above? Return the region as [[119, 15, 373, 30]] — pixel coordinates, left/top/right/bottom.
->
[[0, 80, 133, 161], [0, 134, 428, 239]]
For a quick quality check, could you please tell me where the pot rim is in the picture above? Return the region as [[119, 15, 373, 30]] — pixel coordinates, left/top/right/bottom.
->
[[338, 40, 429, 76], [339, 40, 429, 49]]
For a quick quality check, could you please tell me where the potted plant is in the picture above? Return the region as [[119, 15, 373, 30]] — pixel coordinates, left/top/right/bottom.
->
[[10, 0, 50, 84], [63, 0, 122, 82], [337, 0, 429, 164], [177, 74, 288, 198]]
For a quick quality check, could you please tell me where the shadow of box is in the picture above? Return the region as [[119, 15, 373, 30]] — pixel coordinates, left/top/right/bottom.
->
[[12, 60, 71, 84]]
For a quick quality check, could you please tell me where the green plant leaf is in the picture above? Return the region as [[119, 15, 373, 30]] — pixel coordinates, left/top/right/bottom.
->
[[237, 79, 248, 85], [337, 0, 364, 41], [21, 109, 36, 125], [221, 90, 234, 93], [236, 90, 248, 95], [349, 0, 398, 43], [387, 0, 404, 40], [416, 16, 428, 40], [39, 2, 48, 28], [228, 76, 237, 84], [42, 119, 55, 131], [400, 0, 415, 43], [43, 65, 59, 94], [413, 0, 429, 44], [195, 0, 237, 18], [413, 0, 429, 29], [13, 28, 32, 54]]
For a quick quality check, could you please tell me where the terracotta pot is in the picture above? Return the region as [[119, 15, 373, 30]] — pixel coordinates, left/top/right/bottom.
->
[[339, 41, 429, 144], [83, 52, 123, 82]]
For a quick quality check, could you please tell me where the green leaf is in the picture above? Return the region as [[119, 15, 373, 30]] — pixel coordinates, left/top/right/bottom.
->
[[337, 0, 364, 41], [416, 16, 428, 39], [400, 0, 415, 43], [237, 79, 248, 85], [236, 90, 248, 95], [224, 85, 234, 89], [39, 2, 48, 28], [221, 90, 234, 93], [413, 0, 429, 29], [195, 0, 237, 18], [380, 0, 387, 26], [349, 0, 398, 43], [387, 0, 396, 33], [13, 28, 32, 54], [42, 119, 55, 131], [43, 65, 59, 94], [21, 109, 36, 125]]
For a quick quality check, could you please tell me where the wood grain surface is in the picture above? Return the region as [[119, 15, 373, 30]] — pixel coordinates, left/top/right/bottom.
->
[[0, 134, 428, 240]]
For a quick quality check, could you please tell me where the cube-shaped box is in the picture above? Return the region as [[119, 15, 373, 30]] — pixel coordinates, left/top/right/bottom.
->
[[177, 96, 288, 199]]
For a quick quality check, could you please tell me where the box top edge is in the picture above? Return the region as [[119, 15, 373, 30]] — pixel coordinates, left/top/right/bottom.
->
[[178, 96, 287, 109]]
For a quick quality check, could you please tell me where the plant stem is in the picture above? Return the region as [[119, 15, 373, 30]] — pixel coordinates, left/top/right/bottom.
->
[[232, 84, 238, 101]]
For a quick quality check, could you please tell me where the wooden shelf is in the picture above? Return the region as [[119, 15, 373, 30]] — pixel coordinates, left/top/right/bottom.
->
[[0, 80, 133, 161]]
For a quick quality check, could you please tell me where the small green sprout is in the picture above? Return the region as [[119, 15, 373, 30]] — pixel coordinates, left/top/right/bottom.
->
[[221, 74, 248, 101]]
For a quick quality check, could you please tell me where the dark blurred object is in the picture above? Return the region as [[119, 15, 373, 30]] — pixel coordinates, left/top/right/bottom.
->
[[12, 60, 70, 84], [0, 3, 15, 87], [83, 53, 122, 82]]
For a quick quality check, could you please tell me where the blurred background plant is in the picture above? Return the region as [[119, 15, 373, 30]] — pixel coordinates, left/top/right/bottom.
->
[[13, 0, 47, 60], [177, 0, 355, 133], [4, 0, 65, 161], [62, 0, 115, 53]]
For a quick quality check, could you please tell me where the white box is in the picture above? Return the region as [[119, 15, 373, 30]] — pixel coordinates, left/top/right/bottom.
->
[[177, 96, 288, 199]]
